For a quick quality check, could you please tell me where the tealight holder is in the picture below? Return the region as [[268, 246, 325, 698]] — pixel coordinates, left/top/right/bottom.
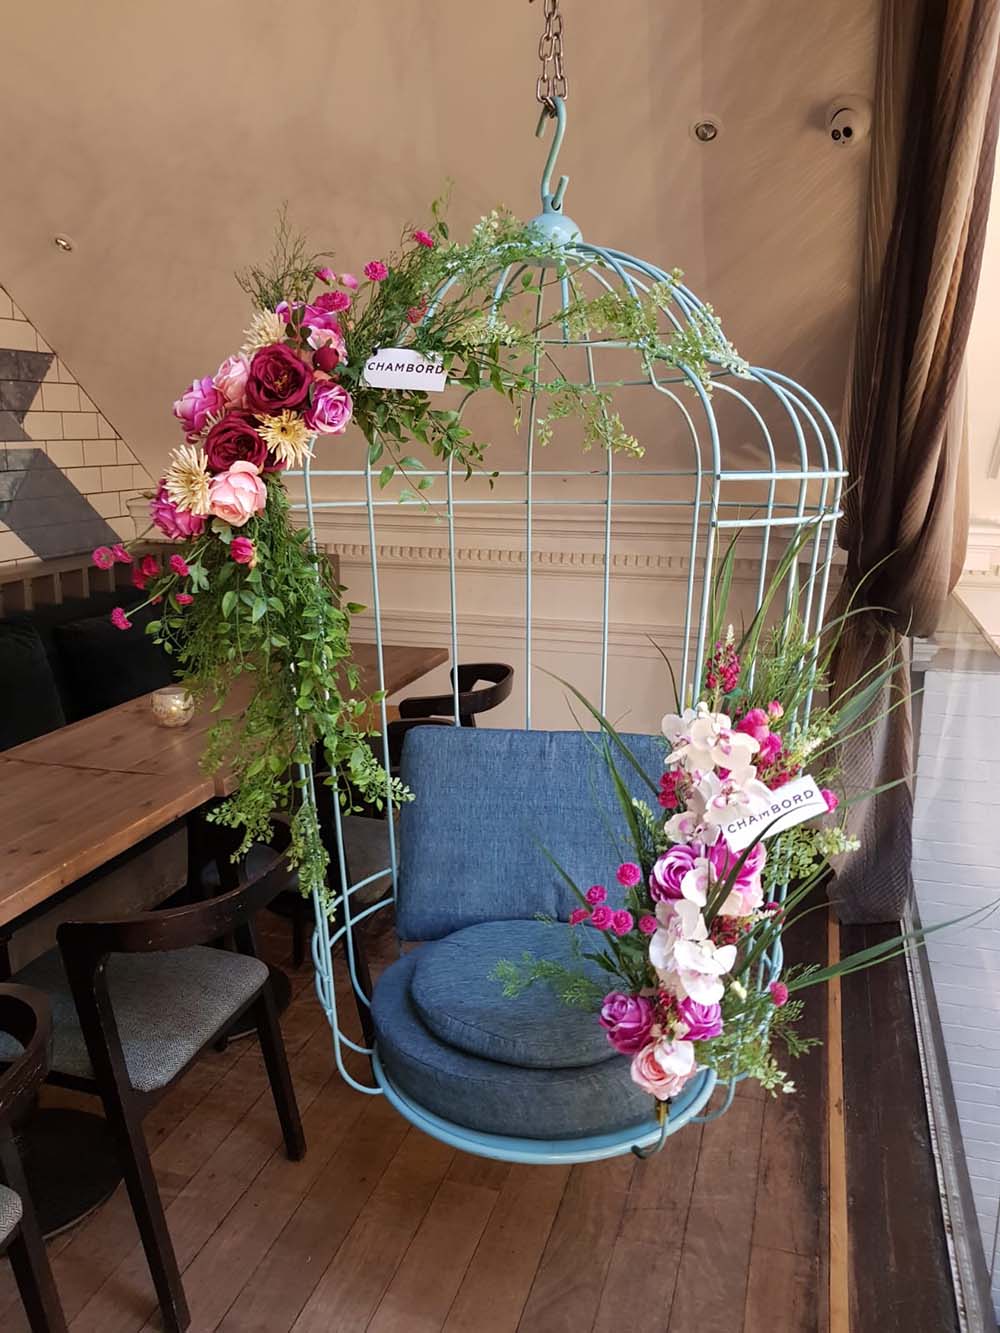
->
[[151, 686, 195, 728]]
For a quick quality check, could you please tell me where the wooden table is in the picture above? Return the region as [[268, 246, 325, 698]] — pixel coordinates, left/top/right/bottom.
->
[[0, 642, 447, 929]]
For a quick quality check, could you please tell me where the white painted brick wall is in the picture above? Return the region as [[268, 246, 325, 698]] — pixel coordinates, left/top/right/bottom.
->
[[913, 668, 1000, 1315]]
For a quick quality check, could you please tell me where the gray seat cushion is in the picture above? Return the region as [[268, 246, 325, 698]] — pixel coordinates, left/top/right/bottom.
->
[[410, 920, 614, 1069], [0, 1184, 22, 1245], [372, 950, 657, 1140], [0, 946, 267, 1093]]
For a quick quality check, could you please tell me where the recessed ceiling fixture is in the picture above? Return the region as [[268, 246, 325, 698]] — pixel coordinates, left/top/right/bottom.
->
[[53, 234, 74, 252], [691, 118, 721, 143]]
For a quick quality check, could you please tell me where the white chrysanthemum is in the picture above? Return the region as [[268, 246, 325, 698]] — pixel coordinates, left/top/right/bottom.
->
[[257, 412, 314, 468], [241, 310, 285, 353], [164, 443, 211, 514]]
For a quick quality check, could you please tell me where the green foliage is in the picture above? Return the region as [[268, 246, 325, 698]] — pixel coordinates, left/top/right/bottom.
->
[[491, 953, 606, 1011]]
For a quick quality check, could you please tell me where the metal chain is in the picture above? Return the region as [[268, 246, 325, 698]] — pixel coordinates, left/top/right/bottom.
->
[[532, 0, 567, 115]]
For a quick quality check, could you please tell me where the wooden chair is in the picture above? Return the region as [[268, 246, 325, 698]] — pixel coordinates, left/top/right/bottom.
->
[[0, 838, 304, 1333], [0, 984, 68, 1333]]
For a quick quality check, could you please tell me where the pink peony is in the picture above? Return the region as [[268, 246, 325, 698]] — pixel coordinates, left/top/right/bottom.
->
[[649, 844, 701, 901], [340, 272, 359, 290], [172, 376, 223, 441], [168, 554, 189, 577], [92, 546, 114, 570], [315, 266, 335, 283], [230, 536, 256, 565], [364, 260, 389, 282], [111, 543, 132, 565], [821, 788, 839, 813], [569, 907, 590, 926], [616, 862, 642, 888], [599, 993, 654, 1054], [175, 592, 194, 606], [150, 483, 206, 540], [589, 905, 614, 930], [612, 910, 635, 937], [676, 996, 724, 1041], [638, 915, 658, 935], [412, 229, 435, 248], [140, 554, 161, 579], [585, 885, 607, 905], [208, 460, 267, 527], [110, 607, 131, 631], [213, 354, 250, 409], [305, 382, 353, 436], [769, 981, 789, 1007], [630, 1038, 697, 1100]]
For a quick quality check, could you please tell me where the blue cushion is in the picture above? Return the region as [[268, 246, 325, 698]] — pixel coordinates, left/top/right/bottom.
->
[[372, 950, 654, 1140], [411, 919, 614, 1069], [396, 727, 664, 939]]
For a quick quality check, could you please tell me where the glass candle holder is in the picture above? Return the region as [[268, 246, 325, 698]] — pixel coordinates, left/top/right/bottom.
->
[[151, 686, 195, 728]]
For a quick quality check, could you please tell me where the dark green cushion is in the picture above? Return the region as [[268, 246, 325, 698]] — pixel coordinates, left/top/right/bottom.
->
[[0, 621, 65, 749], [52, 603, 173, 717]]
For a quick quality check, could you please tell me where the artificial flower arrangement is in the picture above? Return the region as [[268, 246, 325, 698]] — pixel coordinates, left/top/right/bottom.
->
[[494, 550, 931, 1116], [91, 205, 748, 902]]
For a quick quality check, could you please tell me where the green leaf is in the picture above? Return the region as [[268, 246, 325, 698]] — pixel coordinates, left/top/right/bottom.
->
[[221, 590, 238, 618], [251, 597, 267, 623], [378, 466, 394, 489]]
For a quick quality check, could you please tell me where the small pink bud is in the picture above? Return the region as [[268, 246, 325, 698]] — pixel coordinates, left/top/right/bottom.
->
[[585, 885, 607, 905], [769, 981, 789, 1008], [169, 554, 189, 577]]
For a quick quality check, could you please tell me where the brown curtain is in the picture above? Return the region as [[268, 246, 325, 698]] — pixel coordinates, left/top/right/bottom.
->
[[831, 0, 1000, 923]]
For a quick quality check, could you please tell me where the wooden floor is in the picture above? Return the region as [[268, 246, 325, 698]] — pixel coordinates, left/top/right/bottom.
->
[[0, 906, 832, 1332]]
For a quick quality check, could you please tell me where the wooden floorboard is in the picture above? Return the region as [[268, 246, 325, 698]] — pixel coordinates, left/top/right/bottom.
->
[[0, 908, 961, 1332]]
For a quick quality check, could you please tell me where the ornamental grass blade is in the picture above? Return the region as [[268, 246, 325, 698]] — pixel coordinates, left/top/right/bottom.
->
[[543, 669, 658, 795]]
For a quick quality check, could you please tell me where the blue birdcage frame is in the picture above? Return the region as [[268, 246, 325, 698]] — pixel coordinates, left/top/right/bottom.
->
[[286, 99, 845, 1163]]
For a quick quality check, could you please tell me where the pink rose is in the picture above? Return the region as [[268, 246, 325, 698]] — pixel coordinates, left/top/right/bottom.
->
[[364, 260, 388, 281], [172, 376, 223, 441], [150, 483, 206, 540], [676, 996, 723, 1041], [650, 844, 700, 901], [213, 354, 250, 409], [589, 905, 614, 930], [110, 607, 132, 631], [169, 554, 189, 577], [314, 266, 335, 283], [208, 460, 267, 527], [412, 229, 435, 248], [305, 382, 353, 436], [585, 885, 606, 905], [340, 272, 359, 290], [630, 1038, 697, 1101], [92, 546, 114, 570], [230, 536, 256, 566], [599, 993, 654, 1054], [821, 788, 839, 813], [616, 862, 641, 888]]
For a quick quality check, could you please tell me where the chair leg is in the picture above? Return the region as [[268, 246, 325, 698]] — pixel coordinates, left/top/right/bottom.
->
[[6, 1228, 68, 1333], [97, 1086, 190, 1333], [251, 988, 305, 1161]]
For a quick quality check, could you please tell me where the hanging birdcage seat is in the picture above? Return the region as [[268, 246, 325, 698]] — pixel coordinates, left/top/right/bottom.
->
[[359, 724, 716, 1159]]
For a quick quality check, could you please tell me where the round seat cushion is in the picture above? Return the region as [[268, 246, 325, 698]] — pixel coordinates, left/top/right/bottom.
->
[[372, 950, 657, 1140], [410, 919, 614, 1069]]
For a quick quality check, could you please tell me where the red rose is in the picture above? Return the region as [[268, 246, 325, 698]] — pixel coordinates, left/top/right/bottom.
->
[[204, 411, 269, 472], [245, 344, 312, 413]]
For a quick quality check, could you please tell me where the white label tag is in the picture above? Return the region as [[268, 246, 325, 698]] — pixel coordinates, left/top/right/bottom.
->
[[362, 348, 446, 392], [721, 774, 828, 851]]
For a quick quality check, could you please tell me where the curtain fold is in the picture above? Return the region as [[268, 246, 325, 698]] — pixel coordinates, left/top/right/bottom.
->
[[831, 0, 1000, 923]]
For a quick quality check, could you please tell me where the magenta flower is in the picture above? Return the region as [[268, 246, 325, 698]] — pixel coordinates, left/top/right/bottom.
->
[[110, 543, 132, 565], [314, 266, 335, 283], [412, 229, 435, 248], [616, 862, 641, 888], [821, 788, 839, 813], [364, 260, 389, 282], [612, 910, 634, 937], [150, 484, 206, 541], [140, 554, 161, 579], [172, 376, 223, 441], [169, 554, 190, 577], [131, 568, 147, 592], [175, 592, 194, 606], [599, 993, 654, 1055], [735, 708, 770, 743], [585, 885, 607, 905], [769, 981, 789, 1008], [92, 546, 114, 570], [676, 996, 724, 1041], [657, 768, 685, 810], [230, 536, 256, 566], [305, 383, 353, 436], [110, 607, 131, 631], [638, 915, 658, 935], [340, 272, 359, 290], [589, 905, 614, 930], [306, 290, 351, 320], [649, 844, 701, 901], [569, 907, 590, 926]]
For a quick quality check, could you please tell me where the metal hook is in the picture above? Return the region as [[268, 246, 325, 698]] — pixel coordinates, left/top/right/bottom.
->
[[535, 95, 569, 214]]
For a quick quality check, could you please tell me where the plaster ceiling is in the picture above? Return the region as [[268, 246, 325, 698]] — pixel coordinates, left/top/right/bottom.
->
[[0, 1, 879, 477]]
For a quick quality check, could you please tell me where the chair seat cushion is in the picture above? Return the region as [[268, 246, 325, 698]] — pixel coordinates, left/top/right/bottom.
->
[[410, 920, 614, 1069], [0, 621, 66, 749], [0, 946, 268, 1093], [0, 1184, 22, 1245], [372, 950, 654, 1140]]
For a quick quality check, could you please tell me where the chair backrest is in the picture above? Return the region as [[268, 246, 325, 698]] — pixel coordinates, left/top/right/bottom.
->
[[397, 662, 514, 727], [0, 985, 51, 1128], [396, 726, 664, 940]]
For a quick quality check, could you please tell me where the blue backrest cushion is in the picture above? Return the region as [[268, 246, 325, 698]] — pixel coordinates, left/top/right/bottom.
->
[[396, 726, 664, 940]]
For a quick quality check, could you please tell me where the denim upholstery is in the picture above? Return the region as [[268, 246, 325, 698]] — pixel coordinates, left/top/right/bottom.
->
[[396, 727, 664, 940], [372, 950, 653, 1139], [411, 920, 615, 1069]]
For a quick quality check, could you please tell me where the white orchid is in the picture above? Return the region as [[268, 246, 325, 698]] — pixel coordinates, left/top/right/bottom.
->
[[666, 703, 759, 780], [648, 898, 706, 976], [696, 769, 773, 828], [660, 706, 698, 748], [672, 935, 738, 1006]]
